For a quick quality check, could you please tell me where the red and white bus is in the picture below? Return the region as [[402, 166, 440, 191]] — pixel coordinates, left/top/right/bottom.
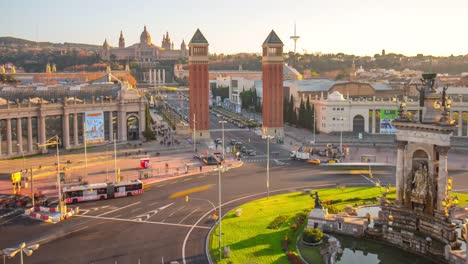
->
[[63, 180, 144, 204]]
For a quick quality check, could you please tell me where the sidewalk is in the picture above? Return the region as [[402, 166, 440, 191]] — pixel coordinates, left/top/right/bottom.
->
[[0, 150, 242, 199]]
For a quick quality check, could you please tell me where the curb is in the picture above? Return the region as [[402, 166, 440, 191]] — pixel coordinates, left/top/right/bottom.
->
[[144, 160, 244, 188], [24, 206, 78, 223]]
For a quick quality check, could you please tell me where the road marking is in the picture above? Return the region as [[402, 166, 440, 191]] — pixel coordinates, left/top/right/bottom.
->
[[149, 201, 159, 206], [178, 208, 199, 224], [76, 214, 210, 229], [113, 214, 122, 218], [198, 175, 206, 178], [132, 203, 174, 221], [169, 181, 178, 185], [96, 202, 141, 217], [163, 205, 186, 222], [130, 207, 141, 213], [360, 174, 376, 185], [183, 178, 192, 181], [157, 184, 166, 187]]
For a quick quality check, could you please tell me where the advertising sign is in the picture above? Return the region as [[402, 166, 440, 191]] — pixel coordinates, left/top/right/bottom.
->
[[85, 111, 105, 144], [380, 109, 398, 134]]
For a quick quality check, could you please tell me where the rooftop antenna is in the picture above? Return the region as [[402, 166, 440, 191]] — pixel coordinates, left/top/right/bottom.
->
[[290, 22, 300, 54]]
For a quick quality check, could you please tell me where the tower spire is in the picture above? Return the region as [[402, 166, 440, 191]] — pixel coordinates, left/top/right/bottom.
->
[[290, 22, 300, 54]]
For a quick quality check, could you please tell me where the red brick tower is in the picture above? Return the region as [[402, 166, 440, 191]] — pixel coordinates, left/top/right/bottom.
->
[[262, 30, 284, 138], [189, 29, 210, 140]]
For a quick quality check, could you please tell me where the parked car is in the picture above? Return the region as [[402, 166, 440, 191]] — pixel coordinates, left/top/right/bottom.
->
[[240, 146, 247, 153]]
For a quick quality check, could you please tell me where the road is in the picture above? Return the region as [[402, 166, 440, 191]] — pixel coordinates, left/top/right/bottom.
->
[[2, 93, 467, 263]]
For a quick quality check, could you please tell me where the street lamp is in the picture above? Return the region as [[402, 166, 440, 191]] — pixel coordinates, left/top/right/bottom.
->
[[219, 121, 227, 161], [37, 135, 63, 213], [2, 243, 40, 264], [265, 134, 274, 199], [213, 162, 229, 261]]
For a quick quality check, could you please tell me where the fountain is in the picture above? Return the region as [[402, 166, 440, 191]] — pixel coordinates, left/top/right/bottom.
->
[[306, 73, 465, 264]]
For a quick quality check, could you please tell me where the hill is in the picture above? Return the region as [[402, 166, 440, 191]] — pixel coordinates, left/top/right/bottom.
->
[[0, 36, 100, 51]]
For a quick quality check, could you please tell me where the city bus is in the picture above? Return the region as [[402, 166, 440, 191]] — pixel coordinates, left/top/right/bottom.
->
[[63, 180, 144, 204]]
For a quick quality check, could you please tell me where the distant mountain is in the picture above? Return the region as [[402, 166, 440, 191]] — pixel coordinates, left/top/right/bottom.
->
[[0, 36, 101, 51]]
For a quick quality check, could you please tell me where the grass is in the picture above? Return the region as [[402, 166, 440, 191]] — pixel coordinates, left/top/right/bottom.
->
[[209, 186, 397, 264]]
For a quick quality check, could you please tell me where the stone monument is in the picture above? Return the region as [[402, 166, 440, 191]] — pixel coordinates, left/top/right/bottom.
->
[[377, 73, 459, 258]]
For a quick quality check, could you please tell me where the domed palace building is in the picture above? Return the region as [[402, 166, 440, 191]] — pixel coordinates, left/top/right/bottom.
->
[[100, 26, 188, 64]]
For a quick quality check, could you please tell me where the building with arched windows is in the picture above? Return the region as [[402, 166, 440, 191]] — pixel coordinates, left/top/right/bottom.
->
[[99, 26, 188, 64]]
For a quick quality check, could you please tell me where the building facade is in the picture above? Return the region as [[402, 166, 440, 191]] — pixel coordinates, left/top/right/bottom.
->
[[99, 26, 188, 64], [262, 30, 285, 138], [0, 82, 146, 160], [188, 29, 210, 140]]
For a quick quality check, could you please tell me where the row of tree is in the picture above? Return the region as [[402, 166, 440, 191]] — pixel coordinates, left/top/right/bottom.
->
[[283, 95, 315, 130], [211, 86, 230, 100], [239, 88, 261, 112]]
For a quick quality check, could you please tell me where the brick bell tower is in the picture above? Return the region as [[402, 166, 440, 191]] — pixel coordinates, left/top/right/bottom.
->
[[189, 29, 210, 141], [262, 30, 284, 138]]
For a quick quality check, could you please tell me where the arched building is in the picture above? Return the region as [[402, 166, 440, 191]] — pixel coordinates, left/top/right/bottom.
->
[[0, 76, 146, 159], [99, 26, 188, 63]]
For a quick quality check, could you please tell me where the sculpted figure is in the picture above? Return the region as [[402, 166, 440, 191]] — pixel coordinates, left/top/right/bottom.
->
[[412, 163, 428, 199]]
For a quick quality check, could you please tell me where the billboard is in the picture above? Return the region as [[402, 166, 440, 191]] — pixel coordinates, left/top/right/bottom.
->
[[85, 111, 105, 144], [380, 109, 398, 134]]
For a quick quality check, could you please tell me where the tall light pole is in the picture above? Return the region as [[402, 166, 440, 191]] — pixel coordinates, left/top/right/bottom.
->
[[113, 133, 117, 182], [38, 135, 63, 213], [219, 121, 227, 160], [193, 113, 196, 153], [266, 135, 274, 199]]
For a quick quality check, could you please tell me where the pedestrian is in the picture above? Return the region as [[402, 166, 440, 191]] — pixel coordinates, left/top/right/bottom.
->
[[199, 166, 202, 172]]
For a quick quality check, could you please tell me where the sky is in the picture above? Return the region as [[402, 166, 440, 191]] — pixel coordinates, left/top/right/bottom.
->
[[1, 0, 467, 56]]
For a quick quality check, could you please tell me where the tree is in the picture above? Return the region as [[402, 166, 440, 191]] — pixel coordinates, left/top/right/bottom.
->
[[298, 98, 306, 128], [305, 97, 313, 130], [288, 95, 296, 125], [143, 105, 156, 140]]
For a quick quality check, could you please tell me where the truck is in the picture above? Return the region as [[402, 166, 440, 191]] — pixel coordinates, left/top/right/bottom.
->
[[290, 151, 311, 160]]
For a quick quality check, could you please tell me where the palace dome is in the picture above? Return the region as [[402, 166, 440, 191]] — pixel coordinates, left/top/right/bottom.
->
[[140, 26, 152, 46]]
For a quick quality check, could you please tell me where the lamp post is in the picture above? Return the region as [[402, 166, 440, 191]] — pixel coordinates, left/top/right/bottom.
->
[[219, 121, 227, 160], [211, 161, 229, 261], [2, 243, 40, 264], [37, 135, 63, 213], [193, 114, 196, 153], [265, 135, 274, 199], [113, 133, 117, 182]]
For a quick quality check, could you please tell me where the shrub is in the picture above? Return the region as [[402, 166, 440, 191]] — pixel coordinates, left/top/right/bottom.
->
[[294, 211, 308, 226], [286, 251, 305, 264], [302, 227, 323, 244], [323, 204, 339, 214], [291, 223, 298, 230], [268, 215, 289, 229]]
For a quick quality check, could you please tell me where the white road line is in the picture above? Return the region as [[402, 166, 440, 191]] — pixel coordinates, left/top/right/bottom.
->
[[76, 214, 210, 229], [80, 209, 90, 215], [96, 202, 141, 217], [178, 208, 199, 224], [113, 215, 122, 218], [360, 174, 376, 184], [130, 207, 141, 213], [183, 178, 192, 181], [149, 201, 159, 206]]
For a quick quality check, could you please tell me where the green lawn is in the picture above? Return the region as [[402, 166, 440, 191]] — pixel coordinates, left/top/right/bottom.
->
[[209, 186, 397, 264]]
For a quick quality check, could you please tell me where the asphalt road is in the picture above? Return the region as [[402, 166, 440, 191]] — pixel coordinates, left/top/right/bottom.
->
[[3, 95, 465, 264]]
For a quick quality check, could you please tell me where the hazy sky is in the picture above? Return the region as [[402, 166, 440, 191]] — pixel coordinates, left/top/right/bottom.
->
[[1, 0, 467, 56]]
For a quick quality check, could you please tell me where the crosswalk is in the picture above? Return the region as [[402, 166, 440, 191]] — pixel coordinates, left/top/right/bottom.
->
[[242, 157, 290, 166]]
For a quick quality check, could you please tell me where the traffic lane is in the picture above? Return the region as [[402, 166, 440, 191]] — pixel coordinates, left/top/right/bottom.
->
[[28, 217, 191, 264], [451, 170, 468, 193]]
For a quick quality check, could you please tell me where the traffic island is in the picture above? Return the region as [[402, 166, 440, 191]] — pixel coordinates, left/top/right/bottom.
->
[[207, 187, 468, 264], [24, 205, 78, 223]]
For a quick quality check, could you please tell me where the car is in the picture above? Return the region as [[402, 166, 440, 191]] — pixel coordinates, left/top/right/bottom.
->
[[230, 139, 237, 145], [327, 159, 338, 164], [247, 150, 257, 156], [307, 159, 321, 165], [240, 146, 247, 153], [214, 138, 222, 144]]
